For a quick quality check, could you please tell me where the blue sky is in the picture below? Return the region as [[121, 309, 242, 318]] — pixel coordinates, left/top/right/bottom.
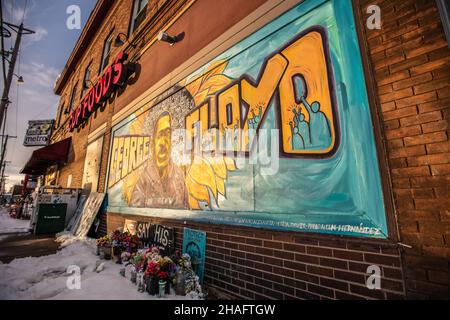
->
[[1, 0, 95, 189]]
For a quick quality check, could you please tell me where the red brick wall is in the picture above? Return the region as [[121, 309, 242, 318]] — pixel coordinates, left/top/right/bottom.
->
[[108, 213, 404, 300], [359, 0, 450, 299]]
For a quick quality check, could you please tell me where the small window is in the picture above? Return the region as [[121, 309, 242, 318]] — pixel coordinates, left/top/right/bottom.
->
[[81, 63, 92, 98], [437, 0, 450, 47], [99, 32, 114, 73], [130, 0, 148, 33], [68, 84, 78, 112], [57, 103, 64, 128]]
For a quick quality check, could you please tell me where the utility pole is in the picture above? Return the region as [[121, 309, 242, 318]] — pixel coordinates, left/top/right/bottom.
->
[[0, 22, 35, 133], [0, 160, 10, 194], [0, 134, 16, 196]]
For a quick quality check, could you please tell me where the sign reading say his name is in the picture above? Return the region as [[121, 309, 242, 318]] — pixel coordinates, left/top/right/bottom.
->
[[135, 222, 174, 256]]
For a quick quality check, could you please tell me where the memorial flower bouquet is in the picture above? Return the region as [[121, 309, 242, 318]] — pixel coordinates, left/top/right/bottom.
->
[[160, 256, 177, 277], [178, 253, 192, 270], [145, 246, 162, 262], [110, 230, 124, 263], [132, 251, 146, 272], [110, 230, 122, 248], [96, 235, 111, 259], [96, 235, 110, 247], [175, 253, 203, 297], [119, 232, 140, 253], [144, 259, 169, 295]]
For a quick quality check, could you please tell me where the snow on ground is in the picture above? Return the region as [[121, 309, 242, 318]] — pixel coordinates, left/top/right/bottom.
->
[[0, 233, 201, 300], [0, 207, 31, 235]]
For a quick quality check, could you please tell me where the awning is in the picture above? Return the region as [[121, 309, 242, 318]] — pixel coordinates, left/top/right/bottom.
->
[[20, 138, 72, 175]]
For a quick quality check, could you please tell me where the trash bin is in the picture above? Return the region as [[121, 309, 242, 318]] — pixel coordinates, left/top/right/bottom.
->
[[34, 203, 67, 234]]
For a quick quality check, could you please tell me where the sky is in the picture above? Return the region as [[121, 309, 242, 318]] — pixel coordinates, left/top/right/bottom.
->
[[1, 0, 96, 191]]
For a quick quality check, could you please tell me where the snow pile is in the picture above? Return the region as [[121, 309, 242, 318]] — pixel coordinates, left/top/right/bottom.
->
[[0, 234, 202, 300], [0, 207, 31, 235]]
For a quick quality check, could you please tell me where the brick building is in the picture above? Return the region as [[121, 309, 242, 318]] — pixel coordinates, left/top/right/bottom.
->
[[39, 0, 450, 299]]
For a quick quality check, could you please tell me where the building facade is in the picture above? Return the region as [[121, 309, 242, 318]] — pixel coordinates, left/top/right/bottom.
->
[[49, 0, 450, 299]]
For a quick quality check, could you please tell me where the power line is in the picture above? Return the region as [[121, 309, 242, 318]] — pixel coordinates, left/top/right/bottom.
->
[[10, 0, 13, 25], [21, 0, 28, 24]]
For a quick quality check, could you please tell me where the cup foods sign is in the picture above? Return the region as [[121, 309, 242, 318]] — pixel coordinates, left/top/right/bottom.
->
[[68, 51, 129, 131], [23, 120, 54, 146]]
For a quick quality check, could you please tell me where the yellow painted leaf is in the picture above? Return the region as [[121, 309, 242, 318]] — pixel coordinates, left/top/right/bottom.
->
[[188, 157, 218, 201], [224, 156, 237, 171], [202, 59, 229, 81], [201, 74, 233, 96], [188, 194, 201, 210], [186, 77, 202, 98], [215, 176, 225, 196], [206, 155, 227, 179], [194, 88, 211, 106], [185, 172, 210, 202]]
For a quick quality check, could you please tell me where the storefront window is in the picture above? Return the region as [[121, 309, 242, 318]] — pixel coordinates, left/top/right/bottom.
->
[[130, 0, 148, 33]]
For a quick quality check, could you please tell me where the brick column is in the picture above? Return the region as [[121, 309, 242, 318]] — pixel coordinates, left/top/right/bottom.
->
[[359, 0, 450, 299]]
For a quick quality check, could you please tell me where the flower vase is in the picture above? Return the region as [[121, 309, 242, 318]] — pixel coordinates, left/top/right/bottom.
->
[[146, 276, 158, 295], [104, 246, 111, 260], [130, 269, 137, 284], [112, 247, 122, 264], [137, 272, 145, 292], [99, 247, 105, 259], [158, 280, 167, 298], [175, 271, 186, 296], [165, 280, 171, 295]]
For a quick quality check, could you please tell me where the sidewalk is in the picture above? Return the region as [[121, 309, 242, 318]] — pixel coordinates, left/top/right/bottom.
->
[[0, 206, 58, 263], [0, 234, 203, 300], [0, 207, 31, 236], [0, 234, 59, 263]]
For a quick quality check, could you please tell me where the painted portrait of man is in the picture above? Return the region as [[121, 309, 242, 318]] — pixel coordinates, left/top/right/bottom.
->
[[130, 111, 187, 208]]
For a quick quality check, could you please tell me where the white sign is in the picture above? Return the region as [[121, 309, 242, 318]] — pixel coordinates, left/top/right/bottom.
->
[[73, 192, 105, 237], [23, 120, 54, 146], [82, 136, 103, 192]]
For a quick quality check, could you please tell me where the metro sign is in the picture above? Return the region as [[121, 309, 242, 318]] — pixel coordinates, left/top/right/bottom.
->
[[68, 51, 129, 131]]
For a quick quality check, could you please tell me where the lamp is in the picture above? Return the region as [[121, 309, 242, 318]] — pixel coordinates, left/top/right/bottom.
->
[[157, 31, 184, 46], [13, 73, 24, 84], [114, 32, 136, 48]]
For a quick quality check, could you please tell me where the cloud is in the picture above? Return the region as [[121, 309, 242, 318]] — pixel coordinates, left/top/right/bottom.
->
[[3, 60, 60, 185], [3, 0, 37, 25], [27, 26, 48, 43], [20, 62, 59, 89]]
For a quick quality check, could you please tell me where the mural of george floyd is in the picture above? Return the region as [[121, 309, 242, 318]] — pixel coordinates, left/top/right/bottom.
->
[[107, 1, 387, 239], [51, 0, 450, 299]]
